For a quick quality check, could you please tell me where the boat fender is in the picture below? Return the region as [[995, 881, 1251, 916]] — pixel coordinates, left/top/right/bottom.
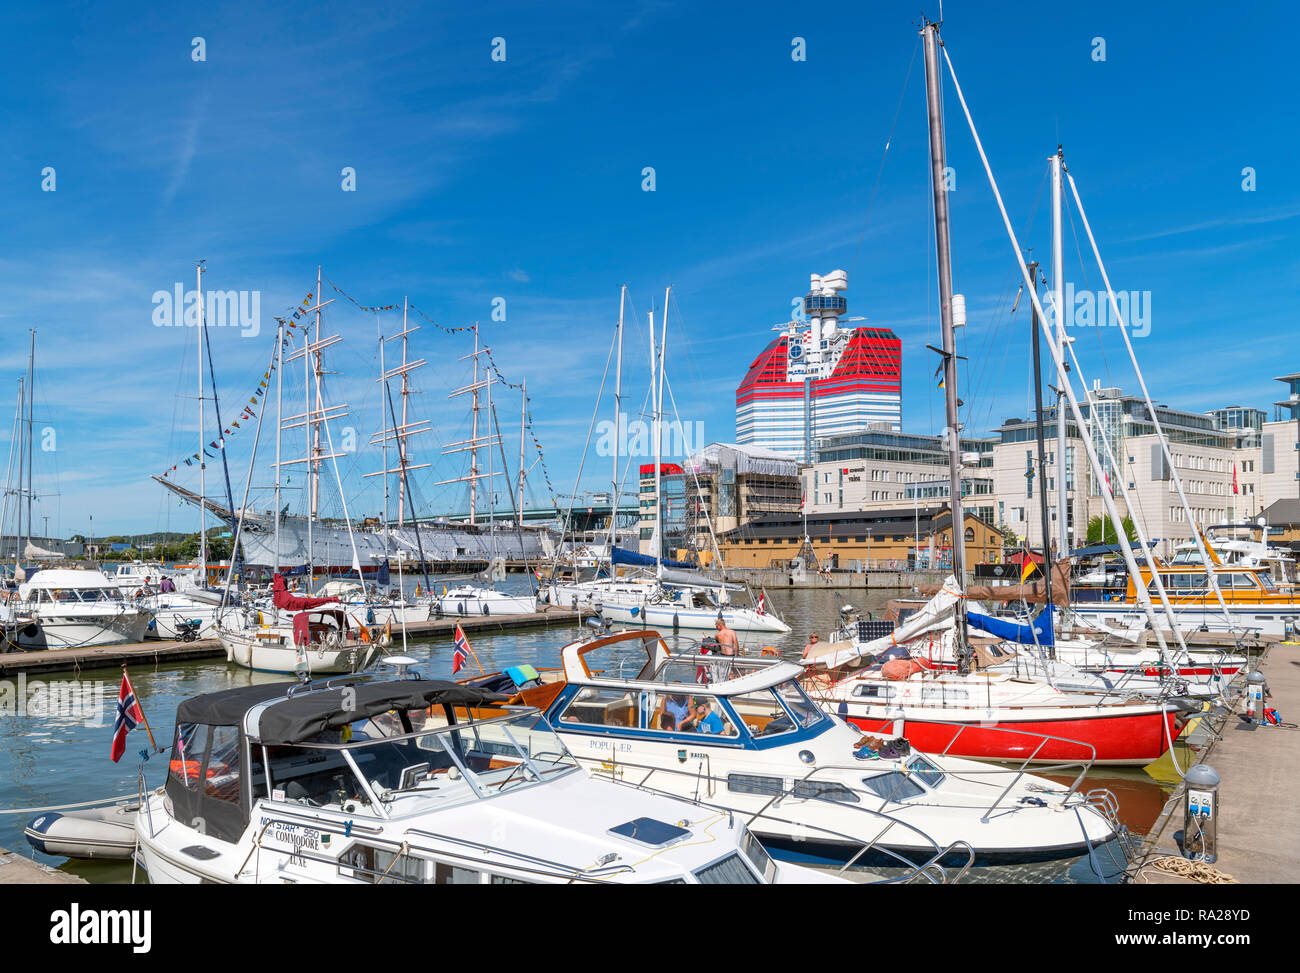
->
[[483, 603, 490, 616], [837, 701, 848, 718], [672, 612, 680, 632], [457, 602, 465, 615]]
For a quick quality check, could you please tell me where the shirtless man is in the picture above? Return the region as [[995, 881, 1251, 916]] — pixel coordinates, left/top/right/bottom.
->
[[714, 618, 739, 657]]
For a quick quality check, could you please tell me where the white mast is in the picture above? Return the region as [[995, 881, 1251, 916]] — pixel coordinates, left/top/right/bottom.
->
[[921, 20, 969, 665], [196, 261, 208, 581], [610, 285, 626, 583], [379, 322, 389, 552], [1051, 148, 1069, 556], [654, 288, 671, 575], [273, 318, 283, 574]]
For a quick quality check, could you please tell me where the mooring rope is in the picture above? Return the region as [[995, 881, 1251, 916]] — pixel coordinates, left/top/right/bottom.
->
[[1134, 855, 1238, 885]]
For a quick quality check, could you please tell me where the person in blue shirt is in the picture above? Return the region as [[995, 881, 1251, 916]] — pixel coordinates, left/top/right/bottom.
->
[[663, 693, 691, 731], [688, 699, 725, 735]]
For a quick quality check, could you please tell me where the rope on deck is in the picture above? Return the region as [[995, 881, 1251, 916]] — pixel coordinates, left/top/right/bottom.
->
[[1133, 855, 1238, 884]]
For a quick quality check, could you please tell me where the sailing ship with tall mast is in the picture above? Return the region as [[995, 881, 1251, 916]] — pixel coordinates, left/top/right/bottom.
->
[[213, 270, 386, 674]]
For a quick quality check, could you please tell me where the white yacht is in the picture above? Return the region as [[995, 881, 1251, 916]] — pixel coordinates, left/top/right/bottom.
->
[[12, 569, 153, 649], [134, 675, 840, 884], [470, 629, 1120, 867]]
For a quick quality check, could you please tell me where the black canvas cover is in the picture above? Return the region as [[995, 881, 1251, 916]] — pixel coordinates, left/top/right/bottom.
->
[[175, 681, 297, 728], [250, 679, 505, 745]]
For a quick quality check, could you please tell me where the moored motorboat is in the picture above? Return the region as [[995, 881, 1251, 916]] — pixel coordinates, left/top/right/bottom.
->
[[133, 673, 839, 884]]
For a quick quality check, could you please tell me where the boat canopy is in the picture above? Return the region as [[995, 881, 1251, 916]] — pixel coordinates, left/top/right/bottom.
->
[[967, 606, 1054, 647], [246, 680, 505, 745], [610, 546, 696, 569]]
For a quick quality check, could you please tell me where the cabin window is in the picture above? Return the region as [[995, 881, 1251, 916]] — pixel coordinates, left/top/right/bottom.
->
[[694, 853, 760, 885], [907, 755, 946, 788], [340, 843, 426, 884], [774, 680, 823, 729], [168, 723, 211, 791], [727, 773, 784, 796], [559, 687, 640, 728], [852, 684, 894, 699], [792, 780, 860, 804], [861, 771, 925, 802], [203, 726, 242, 807], [729, 691, 795, 737], [434, 863, 481, 884], [921, 686, 969, 702]]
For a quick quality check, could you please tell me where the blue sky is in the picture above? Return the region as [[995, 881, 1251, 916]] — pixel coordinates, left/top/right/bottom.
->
[[1, 1, 1296, 536]]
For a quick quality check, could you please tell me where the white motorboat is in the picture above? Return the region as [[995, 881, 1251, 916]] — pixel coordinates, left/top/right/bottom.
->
[[134, 675, 839, 884], [596, 584, 791, 636], [471, 629, 1119, 867], [433, 583, 535, 617], [11, 569, 153, 649]]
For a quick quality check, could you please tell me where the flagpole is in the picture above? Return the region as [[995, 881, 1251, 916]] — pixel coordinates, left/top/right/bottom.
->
[[123, 665, 159, 751]]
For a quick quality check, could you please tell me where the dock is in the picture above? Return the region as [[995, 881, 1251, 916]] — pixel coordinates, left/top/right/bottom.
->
[[0, 846, 88, 885], [0, 607, 592, 677], [1128, 641, 1300, 884]]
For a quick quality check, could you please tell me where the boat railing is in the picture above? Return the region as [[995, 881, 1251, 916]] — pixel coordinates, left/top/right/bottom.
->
[[237, 812, 631, 884], [582, 755, 974, 884]]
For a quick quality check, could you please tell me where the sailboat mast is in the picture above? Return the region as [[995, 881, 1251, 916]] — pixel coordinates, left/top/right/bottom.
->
[[397, 297, 409, 527], [610, 286, 625, 564], [1051, 148, 1069, 557], [518, 379, 526, 526], [196, 262, 208, 580], [1028, 260, 1055, 632], [469, 323, 479, 526], [379, 324, 389, 549], [921, 20, 970, 664], [273, 320, 283, 574], [304, 279, 313, 587], [655, 288, 670, 573]]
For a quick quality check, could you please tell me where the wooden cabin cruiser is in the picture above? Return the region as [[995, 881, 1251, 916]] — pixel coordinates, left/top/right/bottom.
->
[[468, 629, 1118, 867], [10, 569, 153, 649], [134, 675, 835, 884], [1069, 563, 1300, 639]]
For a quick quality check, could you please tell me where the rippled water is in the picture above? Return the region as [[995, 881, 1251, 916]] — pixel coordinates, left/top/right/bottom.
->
[[0, 574, 1183, 884]]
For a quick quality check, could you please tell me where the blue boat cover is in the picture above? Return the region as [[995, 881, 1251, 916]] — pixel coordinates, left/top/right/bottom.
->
[[610, 546, 697, 569], [967, 606, 1054, 647]]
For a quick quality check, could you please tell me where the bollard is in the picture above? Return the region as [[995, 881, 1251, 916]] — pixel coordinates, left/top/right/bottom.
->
[[1182, 764, 1220, 863], [1245, 670, 1267, 724]]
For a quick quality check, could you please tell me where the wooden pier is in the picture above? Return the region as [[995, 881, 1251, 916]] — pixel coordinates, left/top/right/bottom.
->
[[1128, 640, 1300, 884], [0, 846, 88, 885], [0, 607, 592, 677]]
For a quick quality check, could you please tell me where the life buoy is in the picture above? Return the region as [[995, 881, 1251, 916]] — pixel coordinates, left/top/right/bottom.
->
[[760, 646, 779, 657]]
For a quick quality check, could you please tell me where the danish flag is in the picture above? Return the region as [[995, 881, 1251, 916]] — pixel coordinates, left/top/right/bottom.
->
[[756, 590, 767, 615]]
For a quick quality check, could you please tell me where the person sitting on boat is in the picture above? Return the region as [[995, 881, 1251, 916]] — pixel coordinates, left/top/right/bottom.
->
[[159, 576, 176, 593], [802, 632, 820, 658], [691, 697, 722, 733], [663, 693, 691, 731]]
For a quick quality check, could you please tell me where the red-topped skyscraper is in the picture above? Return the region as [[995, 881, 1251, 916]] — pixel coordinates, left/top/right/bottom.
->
[[736, 270, 901, 461]]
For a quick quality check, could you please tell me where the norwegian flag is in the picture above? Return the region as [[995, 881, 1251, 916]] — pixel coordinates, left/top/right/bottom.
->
[[452, 624, 471, 674], [111, 671, 145, 763], [1232, 463, 1239, 495]]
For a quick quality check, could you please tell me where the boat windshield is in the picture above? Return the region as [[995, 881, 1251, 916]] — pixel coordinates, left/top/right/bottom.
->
[[272, 707, 581, 816]]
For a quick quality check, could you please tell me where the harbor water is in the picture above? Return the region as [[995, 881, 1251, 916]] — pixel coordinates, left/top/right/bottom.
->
[[0, 575, 1185, 884]]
